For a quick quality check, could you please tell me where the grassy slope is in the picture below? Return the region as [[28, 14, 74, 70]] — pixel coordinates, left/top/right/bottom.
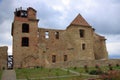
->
[[16, 66, 120, 79], [0, 70, 3, 79], [16, 68, 74, 79]]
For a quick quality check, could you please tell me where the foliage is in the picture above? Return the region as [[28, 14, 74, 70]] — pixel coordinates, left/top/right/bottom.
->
[[84, 65, 89, 73], [16, 67, 73, 79], [100, 70, 120, 80], [116, 63, 119, 67], [89, 69, 103, 75], [0, 70, 3, 79], [95, 64, 100, 69], [73, 67, 77, 70]]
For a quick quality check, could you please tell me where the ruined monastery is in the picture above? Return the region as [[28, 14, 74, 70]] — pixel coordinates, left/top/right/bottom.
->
[[11, 7, 108, 68]]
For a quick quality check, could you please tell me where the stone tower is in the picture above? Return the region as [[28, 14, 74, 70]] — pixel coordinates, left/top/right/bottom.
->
[[11, 7, 40, 68]]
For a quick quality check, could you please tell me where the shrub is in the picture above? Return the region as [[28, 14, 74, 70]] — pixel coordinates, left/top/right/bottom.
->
[[108, 64, 113, 70], [95, 64, 100, 69], [116, 63, 119, 67], [89, 70, 103, 75], [2, 67, 5, 70], [100, 70, 120, 80], [84, 65, 89, 73], [74, 67, 77, 70]]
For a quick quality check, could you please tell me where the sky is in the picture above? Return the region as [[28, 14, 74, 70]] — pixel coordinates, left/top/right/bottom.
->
[[0, 0, 120, 58]]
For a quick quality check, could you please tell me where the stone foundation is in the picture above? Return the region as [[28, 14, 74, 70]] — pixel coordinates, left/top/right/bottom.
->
[[47, 59, 120, 68]]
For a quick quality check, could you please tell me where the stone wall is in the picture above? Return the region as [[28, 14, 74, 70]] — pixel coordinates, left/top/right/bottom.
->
[[47, 59, 120, 68], [12, 7, 40, 68], [12, 7, 108, 68], [94, 33, 108, 60], [0, 46, 8, 70]]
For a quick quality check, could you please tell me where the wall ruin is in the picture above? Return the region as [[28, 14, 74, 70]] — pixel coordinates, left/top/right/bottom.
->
[[0, 46, 8, 70]]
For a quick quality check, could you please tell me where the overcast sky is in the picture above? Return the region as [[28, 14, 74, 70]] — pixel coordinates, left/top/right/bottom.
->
[[0, 0, 120, 58]]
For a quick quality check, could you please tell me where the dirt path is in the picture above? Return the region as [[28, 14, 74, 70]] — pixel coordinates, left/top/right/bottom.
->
[[1, 70, 16, 80]]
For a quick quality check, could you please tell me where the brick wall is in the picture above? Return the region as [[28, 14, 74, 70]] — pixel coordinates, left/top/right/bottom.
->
[[48, 59, 120, 68], [0, 46, 8, 70]]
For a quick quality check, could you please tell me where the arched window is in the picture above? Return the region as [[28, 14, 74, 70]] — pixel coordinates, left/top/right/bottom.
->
[[22, 37, 29, 47], [22, 23, 29, 33]]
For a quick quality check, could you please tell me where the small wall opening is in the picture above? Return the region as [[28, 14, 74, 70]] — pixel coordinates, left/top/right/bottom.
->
[[64, 55, 67, 61], [22, 37, 29, 47], [82, 43, 85, 50], [52, 55, 56, 63], [45, 31, 49, 39], [55, 32, 59, 39], [79, 29, 85, 38], [22, 23, 29, 33]]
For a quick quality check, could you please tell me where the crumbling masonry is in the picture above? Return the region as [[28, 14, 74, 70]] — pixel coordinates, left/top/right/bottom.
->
[[11, 7, 108, 68], [0, 46, 8, 69]]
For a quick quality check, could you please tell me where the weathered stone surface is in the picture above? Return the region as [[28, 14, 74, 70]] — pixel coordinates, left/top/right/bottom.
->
[[12, 7, 108, 68], [47, 59, 120, 68], [0, 46, 8, 70]]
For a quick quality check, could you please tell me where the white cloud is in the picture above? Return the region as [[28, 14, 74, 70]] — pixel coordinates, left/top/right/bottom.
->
[[106, 35, 120, 57]]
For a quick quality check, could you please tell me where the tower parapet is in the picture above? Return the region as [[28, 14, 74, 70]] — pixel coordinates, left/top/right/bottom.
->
[[14, 7, 39, 22]]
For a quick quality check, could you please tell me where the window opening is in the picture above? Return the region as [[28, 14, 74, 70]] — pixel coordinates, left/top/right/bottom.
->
[[45, 31, 49, 39], [52, 55, 56, 63], [79, 29, 85, 38], [64, 55, 67, 61], [22, 37, 29, 47], [22, 23, 29, 33], [55, 32, 59, 39], [82, 43, 85, 50]]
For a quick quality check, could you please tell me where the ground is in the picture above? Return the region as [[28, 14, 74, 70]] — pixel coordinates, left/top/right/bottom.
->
[[15, 65, 120, 80], [0, 70, 2, 79]]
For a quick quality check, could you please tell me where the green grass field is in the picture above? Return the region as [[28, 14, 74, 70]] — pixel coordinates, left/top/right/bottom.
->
[[16, 66, 120, 80], [0, 70, 3, 79], [42, 76, 84, 80], [68, 66, 110, 73], [16, 68, 75, 79]]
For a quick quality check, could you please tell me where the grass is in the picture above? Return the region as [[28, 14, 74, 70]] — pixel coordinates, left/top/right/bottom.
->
[[0, 70, 3, 79], [68, 66, 120, 74], [16, 66, 120, 80], [113, 66, 120, 70], [42, 76, 84, 80], [16, 67, 74, 79]]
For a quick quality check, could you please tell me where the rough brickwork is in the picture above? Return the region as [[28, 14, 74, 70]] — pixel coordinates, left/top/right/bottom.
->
[[0, 46, 8, 70], [12, 7, 108, 68], [47, 59, 120, 68]]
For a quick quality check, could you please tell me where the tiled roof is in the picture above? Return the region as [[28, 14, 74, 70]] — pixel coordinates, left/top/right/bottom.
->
[[69, 14, 91, 26]]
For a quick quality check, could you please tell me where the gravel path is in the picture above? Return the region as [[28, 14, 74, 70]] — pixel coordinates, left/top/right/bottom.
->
[[1, 70, 16, 80]]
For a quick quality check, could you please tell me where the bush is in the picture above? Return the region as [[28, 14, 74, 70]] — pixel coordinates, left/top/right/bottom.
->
[[108, 64, 113, 70], [95, 64, 100, 69], [2, 67, 5, 70], [89, 70, 103, 75], [100, 70, 120, 80], [84, 65, 89, 73], [73, 67, 77, 70], [116, 64, 119, 67]]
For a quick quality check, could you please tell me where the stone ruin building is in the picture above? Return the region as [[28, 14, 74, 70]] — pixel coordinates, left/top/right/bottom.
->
[[0, 46, 8, 69], [11, 7, 108, 68]]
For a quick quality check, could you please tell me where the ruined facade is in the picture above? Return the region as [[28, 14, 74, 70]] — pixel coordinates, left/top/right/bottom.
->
[[12, 7, 108, 68], [0, 46, 8, 70]]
